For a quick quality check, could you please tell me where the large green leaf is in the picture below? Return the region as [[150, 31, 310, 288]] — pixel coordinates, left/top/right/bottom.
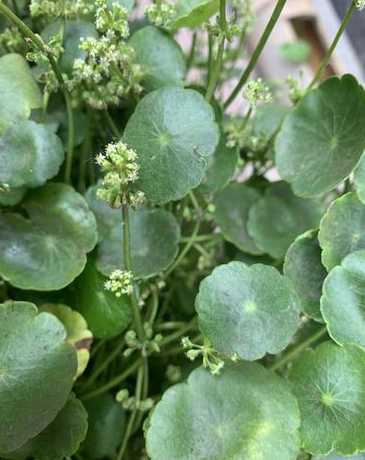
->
[[3, 394, 88, 460], [75, 257, 132, 339], [318, 192, 365, 270], [0, 54, 42, 129], [0, 183, 97, 290], [198, 133, 238, 195], [82, 394, 126, 459], [321, 250, 365, 349], [124, 87, 219, 204], [146, 363, 300, 460], [290, 342, 365, 455], [0, 301, 77, 453], [276, 75, 365, 197], [0, 120, 64, 189], [313, 454, 365, 460], [284, 230, 327, 321], [97, 207, 180, 279], [173, 0, 219, 28], [129, 26, 186, 91], [195, 261, 300, 361], [247, 182, 322, 259], [214, 182, 262, 254]]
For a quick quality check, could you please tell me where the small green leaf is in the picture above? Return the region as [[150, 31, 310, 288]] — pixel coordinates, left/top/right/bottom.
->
[[0, 301, 77, 453], [354, 152, 365, 204], [146, 363, 300, 460], [40, 304, 93, 378], [75, 257, 132, 339], [0, 183, 97, 290], [284, 230, 327, 321], [0, 187, 26, 206], [124, 87, 219, 204], [290, 342, 365, 455], [97, 207, 180, 279], [276, 75, 365, 197], [173, 0, 219, 28], [0, 120, 64, 189], [3, 394, 88, 460], [129, 26, 186, 91], [214, 182, 262, 254], [195, 261, 300, 361], [321, 250, 365, 350], [279, 40, 311, 63], [199, 134, 238, 195], [247, 182, 322, 259], [0, 54, 42, 129], [318, 192, 365, 270], [82, 394, 126, 459]]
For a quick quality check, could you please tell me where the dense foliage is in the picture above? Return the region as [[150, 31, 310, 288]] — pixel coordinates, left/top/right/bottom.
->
[[1, 0, 365, 459]]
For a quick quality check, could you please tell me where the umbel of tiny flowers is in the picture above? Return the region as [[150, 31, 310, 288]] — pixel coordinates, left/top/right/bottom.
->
[[116, 388, 154, 412], [182, 337, 225, 375], [30, 0, 94, 19], [244, 78, 272, 107], [123, 327, 163, 358], [356, 0, 365, 11], [95, 0, 129, 37], [104, 269, 134, 297], [96, 141, 145, 208], [145, 1, 176, 29]]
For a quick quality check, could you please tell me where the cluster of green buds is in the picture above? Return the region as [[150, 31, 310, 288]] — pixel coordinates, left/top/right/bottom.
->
[[356, 0, 365, 10], [166, 365, 182, 383], [182, 337, 225, 375], [25, 33, 64, 94], [244, 78, 272, 106], [232, 0, 255, 34], [104, 269, 134, 297], [30, 0, 94, 19], [145, 1, 176, 29], [116, 388, 154, 412], [0, 27, 25, 54], [124, 326, 163, 358], [225, 117, 266, 153], [95, 0, 129, 37], [286, 75, 304, 103], [96, 141, 145, 208]]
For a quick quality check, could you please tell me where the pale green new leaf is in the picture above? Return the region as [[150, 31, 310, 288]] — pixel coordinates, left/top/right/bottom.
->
[[173, 0, 219, 28]]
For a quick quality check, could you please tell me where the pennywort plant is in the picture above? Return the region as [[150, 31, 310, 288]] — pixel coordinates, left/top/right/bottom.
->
[[2, 0, 365, 459]]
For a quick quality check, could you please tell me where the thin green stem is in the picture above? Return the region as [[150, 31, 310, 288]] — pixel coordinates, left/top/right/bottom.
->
[[207, 31, 213, 85], [147, 285, 159, 327], [224, 0, 287, 109], [186, 31, 197, 71], [308, 1, 356, 89], [122, 204, 144, 340], [270, 327, 327, 372], [104, 110, 121, 138], [205, 0, 227, 102], [180, 233, 222, 243], [159, 318, 197, 347], [0, 2, 75, 183], [115, 365, 144, 460]]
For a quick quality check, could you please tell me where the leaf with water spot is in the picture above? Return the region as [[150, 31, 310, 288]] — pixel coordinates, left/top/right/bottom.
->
[[124, 87, 219, 204], [195, 261, 300, 361], [290, 341, 365, 455], [146, 363, 300, 460]]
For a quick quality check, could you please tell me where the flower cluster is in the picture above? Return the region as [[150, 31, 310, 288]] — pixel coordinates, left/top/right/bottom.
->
[[96, 141, 145, 208], [30, 0, 94, 19], [116, 388, 154, 412], [104, 269, 134, 297], [95, 0, 129, 37], [225, 117, 266, 153], [286, 75, 304, 103], [182, 337, 225, 375], [244, 78, 272, 106], [124, 327, 163, 358], [0, 27, 25, 54], [145, 1, 176, 29], [356, 0, 365, 10]]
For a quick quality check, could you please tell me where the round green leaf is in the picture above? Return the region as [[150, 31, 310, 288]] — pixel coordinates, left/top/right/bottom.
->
[[195, 261, 300, 361], [276, 75, 365, 197], [97, 207, 180, 279], [0, 301, 77, 453], [198, 134, 238, 195], [214, 182, 262, 254], [0, 183, 97, 290], [252, 102, 289, 146], [289, 342, 365, 455], [284, 229, 327, 321], [0, 187, 26, 206], [354, 152, 365, 204], [146, 363, 300, 460], [321, 250, 365, 350], [173, 0, 219, 28], [0, 120, 64, 188], [247, 182, 322, 259], [129, 26, 186, 91], [82, 394, 126, 459], [3, 394, 88, 460], [124, 87, 219, 204], [0, 53, 42, 128], [313, 453, 365, 460], [41, 304, 93, 378], [75, 257, 132, 339], [318, 192, 365, 270]]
